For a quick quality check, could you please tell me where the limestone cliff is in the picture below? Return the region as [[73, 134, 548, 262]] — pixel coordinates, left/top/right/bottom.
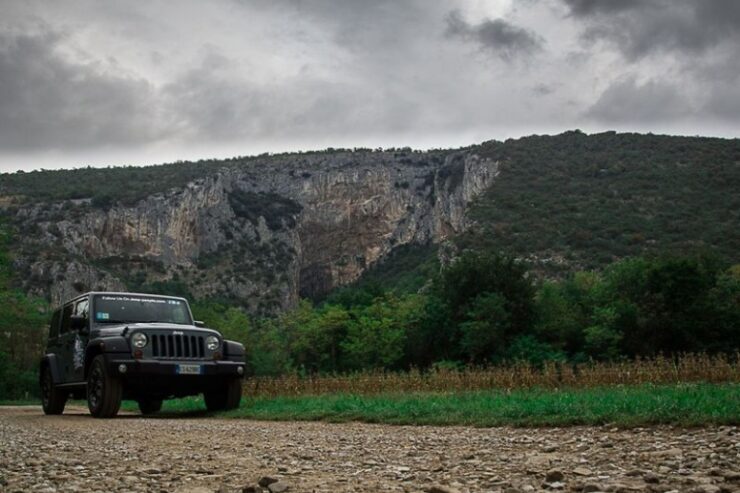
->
[[10, 149, 498, 312]]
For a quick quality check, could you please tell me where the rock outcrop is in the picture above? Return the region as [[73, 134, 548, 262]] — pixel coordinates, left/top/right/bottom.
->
[[10, 149, 498, 312]]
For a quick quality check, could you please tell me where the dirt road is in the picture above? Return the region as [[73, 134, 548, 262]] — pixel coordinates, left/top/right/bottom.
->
[[1, 406, 739, 493]]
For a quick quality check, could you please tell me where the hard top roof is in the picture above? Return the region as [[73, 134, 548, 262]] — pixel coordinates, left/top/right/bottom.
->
[[58, 291, 189, 308]]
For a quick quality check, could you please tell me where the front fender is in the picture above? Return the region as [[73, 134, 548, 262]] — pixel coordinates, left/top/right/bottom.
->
[[223, 340, 245, 362], [87, 336, 130, 354]]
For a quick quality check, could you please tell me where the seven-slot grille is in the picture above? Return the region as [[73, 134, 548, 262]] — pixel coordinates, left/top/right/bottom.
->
[[150, 332, 206, 359]]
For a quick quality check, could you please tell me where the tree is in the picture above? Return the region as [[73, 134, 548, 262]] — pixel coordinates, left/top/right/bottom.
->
[[425, 251, 536, 363], [582, 306, 624, 360], [341, 296, 408, 370], [250, 319, 294, 376], [459, 292, 509, 362], [0, 221, 49, 397], [707, 266, 740, 352], [292, 304, 350, 372], [404, 293, 454, 367], [599, 253, 736, 356], [534, 279, 588, 355]]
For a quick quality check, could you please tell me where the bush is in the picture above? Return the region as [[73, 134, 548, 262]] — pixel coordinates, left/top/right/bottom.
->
[[506, 335, 566, 366], [0, 349, 39, 400]]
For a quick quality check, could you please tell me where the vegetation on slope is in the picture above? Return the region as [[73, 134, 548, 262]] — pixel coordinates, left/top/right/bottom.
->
[[194, 251, 740, 377], [4, 247, 735, 400], [0, 147, 437, 207], [1, 131, 739, 401], [0, 221, 48, 399], [322, 242, 439, 302], [465, 130, 740, 274], [3, 131, 737, 276], [0, 160, 218, 207]]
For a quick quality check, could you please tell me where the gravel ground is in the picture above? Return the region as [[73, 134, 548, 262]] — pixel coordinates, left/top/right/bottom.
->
[[1, 406, 739, 493]]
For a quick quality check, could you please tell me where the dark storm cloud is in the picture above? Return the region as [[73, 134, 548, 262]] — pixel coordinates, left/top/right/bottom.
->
[[0, 29, 163, 150], [562, 0, 740, 59], [162, 53, 306, 141], [586, 76, 690, 123], [161, 51, 386, 141], [0, 0, 737, 171], [445, 10, 544, 62], [161, 52, 269, 140], [564, 0, 740, 125]]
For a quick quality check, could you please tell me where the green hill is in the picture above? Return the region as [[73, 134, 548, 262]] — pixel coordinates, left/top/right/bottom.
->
[[459, 130, 740, 276], [1, 131, 738, 286], [340, 131, 739, 289], [1, 131, 739, 385]]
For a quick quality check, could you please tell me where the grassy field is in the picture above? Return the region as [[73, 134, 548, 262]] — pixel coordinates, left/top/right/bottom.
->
[[5, 355, 738, 427], [116, 383, 740, 427]]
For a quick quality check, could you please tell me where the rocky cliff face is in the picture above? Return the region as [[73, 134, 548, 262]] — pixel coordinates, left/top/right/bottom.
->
[[11, 149, 498, 312]]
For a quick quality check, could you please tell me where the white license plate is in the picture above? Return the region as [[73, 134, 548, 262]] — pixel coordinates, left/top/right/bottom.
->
[[176, 364, 202, 375]]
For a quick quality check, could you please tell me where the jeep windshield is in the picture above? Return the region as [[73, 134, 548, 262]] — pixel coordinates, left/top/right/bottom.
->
[[92, 295, 193, 325]]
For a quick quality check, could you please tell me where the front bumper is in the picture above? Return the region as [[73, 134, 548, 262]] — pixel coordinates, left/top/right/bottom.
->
[[104, 355, 245, 378]]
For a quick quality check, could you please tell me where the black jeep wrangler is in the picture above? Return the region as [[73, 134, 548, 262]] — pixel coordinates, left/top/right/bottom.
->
[[40, 292, 246, 418]]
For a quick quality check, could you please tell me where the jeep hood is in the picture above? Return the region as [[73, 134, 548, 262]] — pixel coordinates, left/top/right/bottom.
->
[[94, 323, 220, 338]]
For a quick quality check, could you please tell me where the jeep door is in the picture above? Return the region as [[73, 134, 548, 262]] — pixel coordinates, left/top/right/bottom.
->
[[45, 309, 63, 377], [66, 297, 90, 383], [57, 303, 75, 382]]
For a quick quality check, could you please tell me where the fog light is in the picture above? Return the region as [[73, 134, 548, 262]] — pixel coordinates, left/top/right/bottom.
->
[[118, 364, 127, 374], [237, 366, 244, 375]]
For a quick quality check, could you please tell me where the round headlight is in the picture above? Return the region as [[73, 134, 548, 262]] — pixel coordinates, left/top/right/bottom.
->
[[206, 335, 220, 351], [132, 332, 148, 349]]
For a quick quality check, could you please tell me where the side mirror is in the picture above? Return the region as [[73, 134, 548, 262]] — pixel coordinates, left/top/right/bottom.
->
[[70, 314, 88, 333], [194, 320, 206, 328]]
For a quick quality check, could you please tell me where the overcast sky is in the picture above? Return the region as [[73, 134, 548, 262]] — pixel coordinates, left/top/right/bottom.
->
[[1, 0, 738, 172]]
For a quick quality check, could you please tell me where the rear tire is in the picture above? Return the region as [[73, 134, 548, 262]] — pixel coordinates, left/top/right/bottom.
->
[[87, 355, 122, 418], [204, 378, 242, 411], [40, 366, 67, 415], [137, 398, 163, 415]]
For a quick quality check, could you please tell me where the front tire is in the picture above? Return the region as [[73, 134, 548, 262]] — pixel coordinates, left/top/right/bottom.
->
[[87, 355, 122, 418], [137, 398, 163, 415], [204, 378, 242, 411], [41, 366, 67, 415]]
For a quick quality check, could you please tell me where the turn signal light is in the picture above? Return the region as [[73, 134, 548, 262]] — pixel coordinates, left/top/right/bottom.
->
[[133, 349, 143, 359], [213, 351, 222, 361]]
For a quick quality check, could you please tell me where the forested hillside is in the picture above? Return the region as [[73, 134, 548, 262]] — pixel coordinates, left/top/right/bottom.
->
[[2, 131, 738, 280], [1, 131, 739, 396], [463, 131, 740, 275], [333, 131, 740, 292]]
